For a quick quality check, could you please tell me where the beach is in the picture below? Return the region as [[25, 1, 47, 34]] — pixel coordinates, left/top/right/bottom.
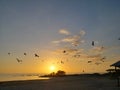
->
[[0, 75, 120, 90]]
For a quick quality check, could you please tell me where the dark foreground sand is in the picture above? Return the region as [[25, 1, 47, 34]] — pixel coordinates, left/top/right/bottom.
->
[[0, 76, 120, 90]]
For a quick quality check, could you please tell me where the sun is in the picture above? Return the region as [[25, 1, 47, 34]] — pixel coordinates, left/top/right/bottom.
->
[[50, 65, 55, 72]]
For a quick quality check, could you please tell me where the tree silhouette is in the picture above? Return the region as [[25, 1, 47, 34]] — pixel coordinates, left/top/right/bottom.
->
[[50, 72, 56, 76], [56, 70, 66, 76]]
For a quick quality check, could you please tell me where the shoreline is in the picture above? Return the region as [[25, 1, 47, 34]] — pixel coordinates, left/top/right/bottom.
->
[[0, 75, 120, 90]]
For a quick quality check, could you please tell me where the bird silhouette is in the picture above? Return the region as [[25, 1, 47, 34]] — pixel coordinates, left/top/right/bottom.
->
[[34, 53, 39, 57], [63, 50, 66, 53], [118, 37, 120, 40], [83, 70, 84, 72], [92, 41, 94, 46], [16, 58, 22, 63], [8, 52, 11, 55], [24, 53, 27, 56], [88, 61, 92, 63], [61, 61, 64, 64]]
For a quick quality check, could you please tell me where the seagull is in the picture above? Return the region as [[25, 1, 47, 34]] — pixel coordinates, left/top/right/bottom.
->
[[63, 50, 66, 53], [34, 53, 39, 57], [118, 37, 120, 40], [92, 41, 94, 46], [88, 61, 92, 63], [24, 53, 27, 56], [16, 58, 22, 63], [83, 70, 84, 72], [8, 52, 11, 55], [61, 61, 64, 64]]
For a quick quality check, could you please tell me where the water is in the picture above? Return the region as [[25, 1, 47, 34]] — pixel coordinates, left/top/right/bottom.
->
[[0, 73, 49, 82]]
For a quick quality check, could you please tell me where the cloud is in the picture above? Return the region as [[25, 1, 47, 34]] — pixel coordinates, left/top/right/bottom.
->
[[92, 46, 105, 53], [61, 33, 85, 46], [87, 54, 101, 60], [50, 28, 111, 65], [59, 29, 70, 35], [61, 36, 75, 42], [52, 41, 61, 44], [52, 29, 86, 47]]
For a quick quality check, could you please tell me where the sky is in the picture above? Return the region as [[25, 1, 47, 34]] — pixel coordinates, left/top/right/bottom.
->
[[0, 0, 120, 74]]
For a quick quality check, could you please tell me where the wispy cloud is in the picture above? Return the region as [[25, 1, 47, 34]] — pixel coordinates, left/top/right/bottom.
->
[[59, 29, 71, 35], [53, 29, 86, 46], [91, 46, 105, 54], [50, 28, 120, 65], [61, 36, 75, 42], [52, 40, 61, 44], [61, 33, 85, 46], [87, 54, 101, 60], [51, 28, 109, 64]]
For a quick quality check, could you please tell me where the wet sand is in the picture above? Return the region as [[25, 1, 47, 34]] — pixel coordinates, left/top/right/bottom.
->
[[0, 76, 120, 90]]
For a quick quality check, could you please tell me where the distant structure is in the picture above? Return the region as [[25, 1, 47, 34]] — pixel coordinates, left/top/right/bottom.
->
[[110, 61, 120, 71], [106, 69, 115, 73], [110, 61, 120, 87]]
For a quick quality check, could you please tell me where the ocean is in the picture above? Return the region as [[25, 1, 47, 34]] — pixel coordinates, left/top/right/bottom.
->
[[0, 73, 49, 82]]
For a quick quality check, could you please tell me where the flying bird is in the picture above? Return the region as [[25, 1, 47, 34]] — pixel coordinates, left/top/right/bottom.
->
[[63, 50, 66, 53], [34, 53, 39, 57], [24, 53, 27, 56], [61, 61, 64, 64], [83, 70, 85, 72], [118, 37, 120, 40], [88, 61, 92, 63], [8, 52, 11, 55], [92, 41, 94, 46], [16, 58, 22, 63]]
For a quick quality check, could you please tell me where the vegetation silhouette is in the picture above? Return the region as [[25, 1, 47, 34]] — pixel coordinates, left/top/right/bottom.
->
[[42, 70, 66, 77]]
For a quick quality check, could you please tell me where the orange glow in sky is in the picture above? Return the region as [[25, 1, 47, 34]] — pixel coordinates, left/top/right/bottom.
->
[[50, 65, 55, 72]]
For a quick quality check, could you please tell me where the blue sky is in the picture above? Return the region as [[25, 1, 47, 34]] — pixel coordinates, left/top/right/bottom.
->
[[0, 0, 120, 74]]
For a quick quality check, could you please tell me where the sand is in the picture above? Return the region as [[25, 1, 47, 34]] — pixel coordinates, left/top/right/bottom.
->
[[0, 76, 120, 90]]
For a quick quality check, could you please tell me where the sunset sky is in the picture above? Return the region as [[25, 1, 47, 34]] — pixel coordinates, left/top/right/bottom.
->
[[0, 0, 120, 74]]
